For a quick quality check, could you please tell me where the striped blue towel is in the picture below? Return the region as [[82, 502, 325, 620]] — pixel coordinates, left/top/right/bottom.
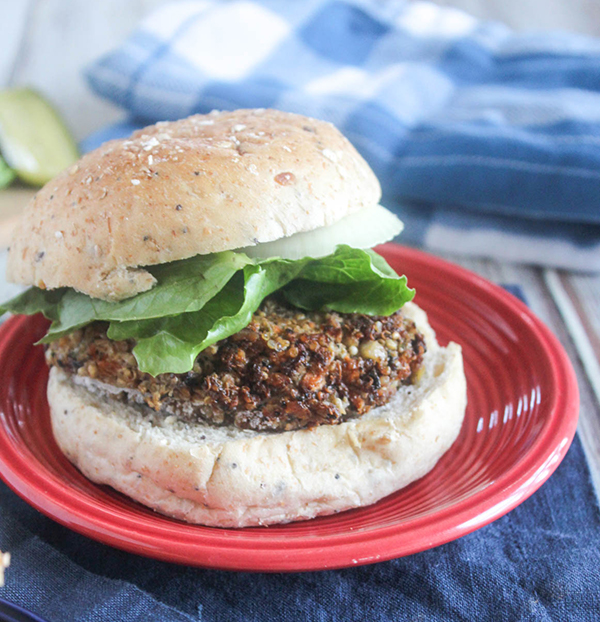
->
[[86, 0, 600, 271]]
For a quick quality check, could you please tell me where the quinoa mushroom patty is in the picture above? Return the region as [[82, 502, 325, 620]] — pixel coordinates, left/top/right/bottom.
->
[[46, 298, 426, 432]]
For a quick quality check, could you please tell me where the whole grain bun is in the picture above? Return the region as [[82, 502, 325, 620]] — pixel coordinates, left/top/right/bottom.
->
[[47, 303, 467, 528], [7, 109, 380, 301]]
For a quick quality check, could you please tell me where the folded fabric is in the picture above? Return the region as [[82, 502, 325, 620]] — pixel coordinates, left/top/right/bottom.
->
[[85, 0, 600, 270]]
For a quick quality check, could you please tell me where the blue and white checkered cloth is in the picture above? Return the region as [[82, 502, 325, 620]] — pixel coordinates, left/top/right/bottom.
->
[[86, 0, 600, 271]]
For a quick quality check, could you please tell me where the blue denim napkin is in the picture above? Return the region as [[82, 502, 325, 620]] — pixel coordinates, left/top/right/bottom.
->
[[85, 0, 600, 270], [0, 432, 598, 621]]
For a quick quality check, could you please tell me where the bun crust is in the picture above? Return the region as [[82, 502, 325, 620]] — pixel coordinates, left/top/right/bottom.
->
[[7, 109, 380, 301], [47, 303, 467, 528]]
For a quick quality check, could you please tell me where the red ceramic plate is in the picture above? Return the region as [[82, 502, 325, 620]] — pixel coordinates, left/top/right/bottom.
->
[[0, 244, 579, 572]]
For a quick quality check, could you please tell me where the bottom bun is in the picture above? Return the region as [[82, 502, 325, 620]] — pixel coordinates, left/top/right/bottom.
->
[[47, 303, 467, 528]]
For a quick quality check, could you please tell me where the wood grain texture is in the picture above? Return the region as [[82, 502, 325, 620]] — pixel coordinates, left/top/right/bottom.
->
[[545, 270, 600, 492]]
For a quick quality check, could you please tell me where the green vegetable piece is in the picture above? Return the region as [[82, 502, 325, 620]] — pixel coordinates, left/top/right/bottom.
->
[[282, 249, 413, 315], [42, 250, 251, 341], [0, 251, 250, 339], [0, 155, 15, 189], [0, 246, 415, 376], [0, 88, 79, 186], [0, 286, 65, 321], [108, 247, 414, 376], [115, 275, 247, 375], [120, 259, 311, 375]]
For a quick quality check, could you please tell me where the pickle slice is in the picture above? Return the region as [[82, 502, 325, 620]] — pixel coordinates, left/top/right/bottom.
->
[[0, 88, 79, 187], [0, 155, 15, 189]]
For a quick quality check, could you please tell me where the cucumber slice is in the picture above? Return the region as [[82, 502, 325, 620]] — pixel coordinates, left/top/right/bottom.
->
[[0, 155, 15, 190], [241, 204, 404, 260], [0, 88, 79, 187]]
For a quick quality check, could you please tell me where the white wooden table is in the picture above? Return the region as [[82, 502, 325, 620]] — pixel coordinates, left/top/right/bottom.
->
[[2, 0, 600, 497]]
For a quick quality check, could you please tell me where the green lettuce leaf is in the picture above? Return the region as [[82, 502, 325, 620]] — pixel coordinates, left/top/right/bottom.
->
[[112, 258, 313, 374], [281, 249, 409, 315], [0, 245, 414, 376], [0, 286, 65, 320], [0, 251, 250, 341], [111, 275, 247, 375], [109, 247, 414, 375]]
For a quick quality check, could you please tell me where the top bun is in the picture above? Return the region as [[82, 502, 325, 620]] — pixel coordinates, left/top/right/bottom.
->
[[6, 109, 380, 301]]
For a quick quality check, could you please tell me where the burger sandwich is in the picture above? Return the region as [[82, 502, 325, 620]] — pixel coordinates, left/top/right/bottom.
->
[[1, 109, 466, 527]]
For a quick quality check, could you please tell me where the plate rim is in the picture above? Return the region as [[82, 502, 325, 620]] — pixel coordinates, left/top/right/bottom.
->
[[0, 244, 580, 572]]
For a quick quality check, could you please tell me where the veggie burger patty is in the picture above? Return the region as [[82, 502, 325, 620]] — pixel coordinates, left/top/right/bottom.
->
[[46, 297, 425, 432]]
